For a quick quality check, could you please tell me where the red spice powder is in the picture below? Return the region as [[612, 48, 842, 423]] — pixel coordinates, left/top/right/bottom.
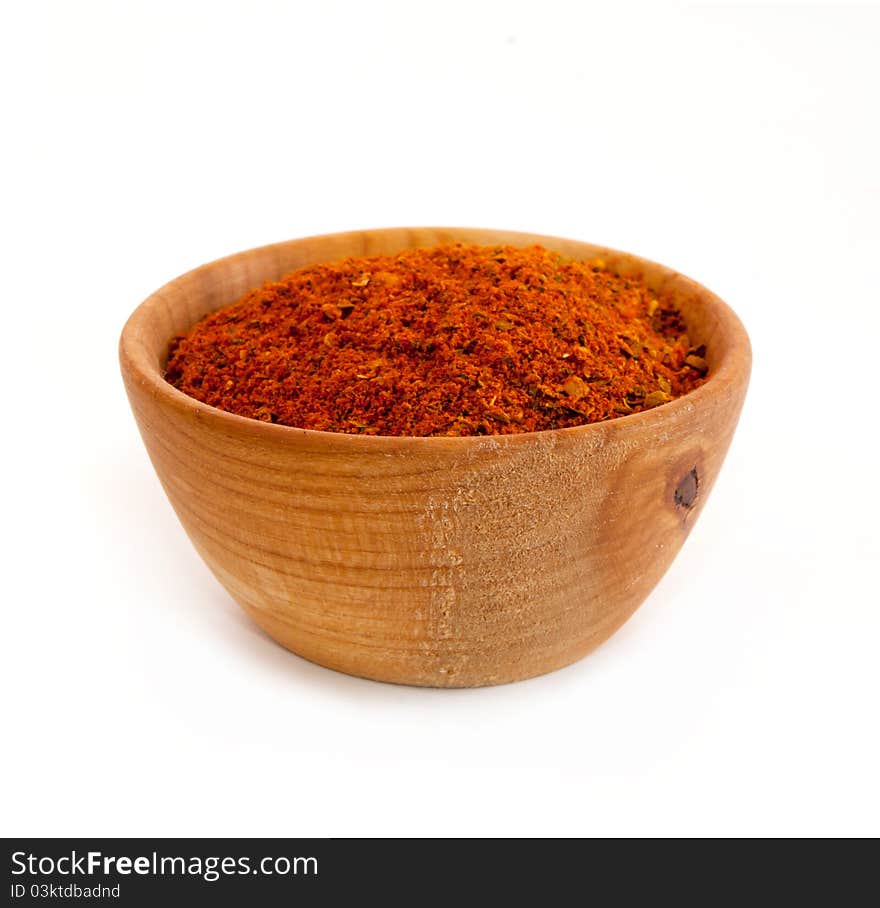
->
[[165, 244, 708, 436]]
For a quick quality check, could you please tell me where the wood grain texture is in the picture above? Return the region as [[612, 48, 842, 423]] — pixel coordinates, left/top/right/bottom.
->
[[119, 228, 751, 687]]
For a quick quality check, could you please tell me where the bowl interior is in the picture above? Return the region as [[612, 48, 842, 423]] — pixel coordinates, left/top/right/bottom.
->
[[121, 227, 749, 436]]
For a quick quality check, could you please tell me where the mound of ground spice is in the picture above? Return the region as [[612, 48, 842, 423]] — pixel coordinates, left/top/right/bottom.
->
[[165, 244, 708, 436]]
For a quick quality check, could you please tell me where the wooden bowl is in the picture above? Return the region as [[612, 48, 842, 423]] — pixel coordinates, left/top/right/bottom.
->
[[119, 228, 750, 687]]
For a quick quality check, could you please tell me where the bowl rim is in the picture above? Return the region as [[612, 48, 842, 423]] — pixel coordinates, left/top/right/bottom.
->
[[119, 226, 752, 449]]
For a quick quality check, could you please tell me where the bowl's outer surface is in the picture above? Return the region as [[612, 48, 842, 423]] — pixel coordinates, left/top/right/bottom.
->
[[120, 228, 751, 687]]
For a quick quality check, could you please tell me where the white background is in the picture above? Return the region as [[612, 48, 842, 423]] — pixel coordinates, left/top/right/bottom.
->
[[3, 1, 878, 837]]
